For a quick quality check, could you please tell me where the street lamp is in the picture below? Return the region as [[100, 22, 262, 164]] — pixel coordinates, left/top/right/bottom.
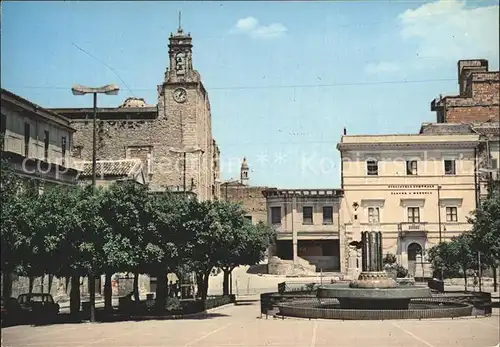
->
[[72, 84, 119, 188], [477, 167, 498, 293], [71, 84, 119, 322]]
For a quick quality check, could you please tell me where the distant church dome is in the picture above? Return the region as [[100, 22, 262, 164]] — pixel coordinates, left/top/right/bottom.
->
[[119, 97, 148, 108]]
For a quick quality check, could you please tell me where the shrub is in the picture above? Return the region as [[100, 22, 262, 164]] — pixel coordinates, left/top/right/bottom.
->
[[165, 297, 181, 312], [383, 253, 397, 265], [395, 265, 408, 278]]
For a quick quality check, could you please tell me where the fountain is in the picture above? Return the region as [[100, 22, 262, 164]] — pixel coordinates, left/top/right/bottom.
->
[[276, 231, 474, 320], [317, 231, 430, 310]]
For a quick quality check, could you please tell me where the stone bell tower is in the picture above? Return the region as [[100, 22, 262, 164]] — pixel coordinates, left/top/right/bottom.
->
[[155, 13, 215, 201], [240, 157, 249, 186]]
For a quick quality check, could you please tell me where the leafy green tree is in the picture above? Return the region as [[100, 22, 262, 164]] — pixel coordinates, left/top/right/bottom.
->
[[100, 181, 157, 311], [147, 191, 188, 312], [468, 181, 500, 264], [0, 159, 26, 298], [220, 220, 275, 296], [72, 185, 108, 321]]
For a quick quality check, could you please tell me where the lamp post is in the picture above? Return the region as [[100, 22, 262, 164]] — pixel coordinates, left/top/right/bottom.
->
[[437, 185, 442, 244], [477, 167, 498, 292], [71, 84, 119, 322]]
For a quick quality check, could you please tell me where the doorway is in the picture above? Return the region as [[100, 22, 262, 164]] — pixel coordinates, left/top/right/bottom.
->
[[407, 242, 422, 277]]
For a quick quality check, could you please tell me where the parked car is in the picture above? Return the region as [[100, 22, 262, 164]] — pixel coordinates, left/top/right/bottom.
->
[[17, 293, 60, 317]]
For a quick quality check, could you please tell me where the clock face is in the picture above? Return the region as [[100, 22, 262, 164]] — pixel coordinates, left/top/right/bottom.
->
[[173, 88, 187, 103]]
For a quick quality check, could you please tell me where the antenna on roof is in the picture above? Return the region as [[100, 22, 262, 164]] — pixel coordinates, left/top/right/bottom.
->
[[343, 127, 347, 135]]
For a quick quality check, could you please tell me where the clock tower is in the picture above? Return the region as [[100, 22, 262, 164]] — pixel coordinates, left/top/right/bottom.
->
[[155, 18, 216, 201]]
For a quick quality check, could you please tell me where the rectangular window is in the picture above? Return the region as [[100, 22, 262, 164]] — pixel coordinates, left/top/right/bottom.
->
[[303, 206, 313, 224], [446, 207, 458, 222], [244, 215, 252, 223], [444, 160, 456, 175], [44, 130, 49, 161], [61, 136, 67, 166], [366, 160, 378, 176], [271, 207, 281, 225], [368, 207, 380, 224], [24, 122, 30, 157], [322, 206, 333, 224], [406, 160, 418, 175], [408, 207, 420, 223]]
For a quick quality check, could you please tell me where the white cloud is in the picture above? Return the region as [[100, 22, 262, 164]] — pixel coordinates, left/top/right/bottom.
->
[[232, 17, 287, 39], [399, 0, 499, 63], [365, 61, 401, 74], [365, 0, 499, 74]]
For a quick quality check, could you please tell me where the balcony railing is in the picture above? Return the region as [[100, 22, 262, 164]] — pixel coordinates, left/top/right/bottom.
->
[[398, 222, 428, 236]]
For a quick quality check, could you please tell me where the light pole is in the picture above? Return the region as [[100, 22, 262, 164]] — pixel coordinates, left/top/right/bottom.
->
[[477, 167, 498, 292], [437, 185, 442, 243], [71, 84, 119, 322]]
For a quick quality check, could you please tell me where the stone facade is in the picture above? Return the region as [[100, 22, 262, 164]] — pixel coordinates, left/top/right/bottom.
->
[[220, 158, 271, 225], [431, 59, 499, 124], [50, 26, 220, 201]]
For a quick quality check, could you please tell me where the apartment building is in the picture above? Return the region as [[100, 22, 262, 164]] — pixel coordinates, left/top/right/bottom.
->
[[337, 132, 480, 277], [263, 188, 344, 274], [1, 88, 79, 188]]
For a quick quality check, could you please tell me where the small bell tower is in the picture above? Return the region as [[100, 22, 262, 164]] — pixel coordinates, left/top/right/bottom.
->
[[165, 11, 196, 83], [240, 157, 249, 186]]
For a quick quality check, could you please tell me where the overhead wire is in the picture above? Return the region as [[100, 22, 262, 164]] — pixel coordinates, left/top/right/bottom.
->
[[11, 77, 456, 92]]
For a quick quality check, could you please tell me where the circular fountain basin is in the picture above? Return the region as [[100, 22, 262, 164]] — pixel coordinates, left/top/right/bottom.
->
[[317, 284, 431, 310]]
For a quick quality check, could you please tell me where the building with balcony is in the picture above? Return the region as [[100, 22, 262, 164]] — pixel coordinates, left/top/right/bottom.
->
[[337, 131, 480, 277], [263, 188, 344, 275], [1, 88, 80, 189]]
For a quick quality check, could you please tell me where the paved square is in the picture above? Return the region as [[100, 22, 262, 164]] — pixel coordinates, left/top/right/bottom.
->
[[2, 302, 499, 347]]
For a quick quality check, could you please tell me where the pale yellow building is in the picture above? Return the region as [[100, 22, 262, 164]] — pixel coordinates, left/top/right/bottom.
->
[[337, 132, 480, 278]]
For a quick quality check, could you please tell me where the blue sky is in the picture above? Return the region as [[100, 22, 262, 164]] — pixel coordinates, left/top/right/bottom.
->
[[1, 0, 499, 188]]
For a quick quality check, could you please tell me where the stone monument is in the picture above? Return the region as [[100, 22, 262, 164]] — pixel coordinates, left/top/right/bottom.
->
[[349, 231, 397, 289]]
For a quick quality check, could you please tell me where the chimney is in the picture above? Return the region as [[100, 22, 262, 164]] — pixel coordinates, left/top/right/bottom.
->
[[343, 127, 347, 135], [457, 59, 488, 95]]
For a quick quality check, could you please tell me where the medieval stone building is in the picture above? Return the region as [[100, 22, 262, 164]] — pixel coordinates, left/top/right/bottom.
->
[[51, 25, 221, 200]]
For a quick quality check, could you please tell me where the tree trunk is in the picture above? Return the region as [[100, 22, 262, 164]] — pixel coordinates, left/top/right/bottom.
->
[[463, 267, 468, 292], [48, 274, 54, 295], [155, 271, 167, 313], [2, 272, 13, 299], [196, 273, 204, 299], [222, 268, 231, 296], [70, 275, 81, 315], [28, 276, 34, 294], [65, 277, 70, 294], [493, 266, 498, 292], [104, 272, 112, 312], [88, 273, 96, 322], [198, 270, 211, 302], [133, 272, 140, 303]]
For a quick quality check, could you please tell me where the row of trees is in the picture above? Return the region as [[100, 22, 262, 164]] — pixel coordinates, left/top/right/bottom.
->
[[0, 160, 275, 319], [427, 180, 500, 291]]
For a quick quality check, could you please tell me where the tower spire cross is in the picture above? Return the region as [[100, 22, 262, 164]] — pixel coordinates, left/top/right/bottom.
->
[[178, 11, 182, 32]]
